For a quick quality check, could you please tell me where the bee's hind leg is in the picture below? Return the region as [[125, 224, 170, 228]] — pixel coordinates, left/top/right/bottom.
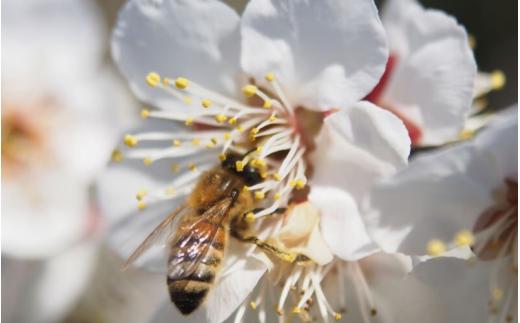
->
[[230, 226, 310, 264]]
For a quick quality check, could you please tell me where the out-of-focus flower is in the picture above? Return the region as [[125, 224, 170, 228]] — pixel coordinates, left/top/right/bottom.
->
[[1, 0, 134, 258], [364, 107, 517, 322], [99, 0, 417, 321], [366, 0, 477, 147]]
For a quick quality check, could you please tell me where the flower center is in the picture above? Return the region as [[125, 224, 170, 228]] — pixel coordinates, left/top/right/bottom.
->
[[119, 72, 324, 218]]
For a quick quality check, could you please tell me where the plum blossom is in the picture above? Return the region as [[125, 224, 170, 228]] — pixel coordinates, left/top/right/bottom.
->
[[364, 107, 517, 322], [99, 0, 417, 321], [365, 0, 477, 146]]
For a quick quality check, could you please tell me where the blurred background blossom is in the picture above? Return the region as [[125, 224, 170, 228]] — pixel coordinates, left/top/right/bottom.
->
[[1, 0, 517, 323]]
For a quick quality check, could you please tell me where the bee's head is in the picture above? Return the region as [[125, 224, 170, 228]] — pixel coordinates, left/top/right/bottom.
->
[[221, 154, 262, 186]]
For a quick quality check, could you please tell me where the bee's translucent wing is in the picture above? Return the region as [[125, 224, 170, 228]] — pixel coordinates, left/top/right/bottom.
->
[[167, 197, 233, 281], [122, 203, 189, 270]]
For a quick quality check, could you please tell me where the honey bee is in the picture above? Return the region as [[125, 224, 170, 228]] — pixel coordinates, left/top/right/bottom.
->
[[123, 154, 304, 315]]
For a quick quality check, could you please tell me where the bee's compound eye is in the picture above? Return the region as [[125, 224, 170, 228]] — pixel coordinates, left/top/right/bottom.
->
[[243, 165, 262, 186]]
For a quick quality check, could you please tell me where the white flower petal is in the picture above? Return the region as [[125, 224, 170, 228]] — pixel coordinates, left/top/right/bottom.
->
[[311, 101, 410, 202], [380, 0, 476, 145], [364, 113, 517, 255], [112, 0, 242, 108], [240, 0, 388, 110], [310, 187, 378, 261]]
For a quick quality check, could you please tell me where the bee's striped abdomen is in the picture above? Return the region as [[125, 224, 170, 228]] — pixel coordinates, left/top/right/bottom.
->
[[167, 219, 226, 315]]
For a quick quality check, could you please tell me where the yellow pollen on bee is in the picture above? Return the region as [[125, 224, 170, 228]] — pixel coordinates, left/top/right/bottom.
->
[[263, 99, 272, 109], [235, 161, 245, 172], [215, 114, 228, 123], [295, 179, 306, 189], [201, 99, 212, 108], [143, 157, 153, 166], [136, 189, 148, 201], [454, 230, 475, 247], [183, 96, 193, 105], [265, 72, 275, 82], [189, 163, 197, 172], [140, 108, 150, 119], [244, 212, 256, 223], [334, 313, 342, 321], [273, 173, 282, 181], [191, 138, 201, 146], [165, 187, 176, 195], [124, 134, 138, 147], [172, 139, 182, 147], [490, 70, 506, 89], [137, 201, 147, 210], [249, 301, 257, 310], [223, 133, 231, 140], [170, 164, 180, 172], [174, 77, 189, 89], [185, 118, 194, 126], [492, 288, 504, 301], [145, 72, 161, 87], [255, 191, 265, 200], [242, 85, 258, 97], [111, 149, 123, 162], [426, 239, 446, 256], [218, 153, 227, 161], [228, 117, 237, 125], [274, 192, 281, 200]]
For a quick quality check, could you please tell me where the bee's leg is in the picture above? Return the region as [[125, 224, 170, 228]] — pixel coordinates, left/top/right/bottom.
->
[[230, 228, 310, 264]]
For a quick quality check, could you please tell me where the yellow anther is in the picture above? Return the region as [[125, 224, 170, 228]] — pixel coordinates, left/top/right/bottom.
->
[[254, 191, 265, 200], [490, 70, 506, 89], [162, 78, 170, 86], [170, 164, 180, 173], [242, 85, 258, 97], [235, 161, 245, 172], [269, 113, 277, 122], [492, 288, 503, 301], [215, 114, 228, 123], [210, 137, 218, 145], [137, 201, 147, 210], [218, 153, 227, 161], [426, 239, 446, 256], [250, 127, 259, 135], [370, 308, 377, 316], [295, 179, 306, 189], [165, 187, 176, 195], [334, 313, 342, 321], [289, 180, 297, 188], [174, 77, 189, 89], [242, 186, 250, 192], [145, 72, 161, 87], [273, 173, 282, 181], [124, 134, 138, 147], [143, 157, 153, 166], [458, 129, 475, 140], [249, 301, 257, 310], [185, 118, 193, 126], [189, 163, 197, 172], [172, 139, 182, 147], [111, 149, 123, 162], [244, 212, 255, 223], [201, 99, 212, 108], [228, 117, 237, 125], [255, 159, 266, 168], [256, 145, 263, 153], [292, 307, 302, 314], [250, 159, 258, 167], [260, 171, 268, 179], [223, 133, 231, 140], [263, 99, 272, 109], [454, 229, 475, 247], [236, 125, 244, 132], [274, 193, 281, 200], [136, 189, 148, 201], [140, 108, 150, 119], [265, 72, 275, 82], [191, 138, 200, 146], [275, 306, 283, 316], [183, 96, 193, 105], [205, 143, 215, 148]]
